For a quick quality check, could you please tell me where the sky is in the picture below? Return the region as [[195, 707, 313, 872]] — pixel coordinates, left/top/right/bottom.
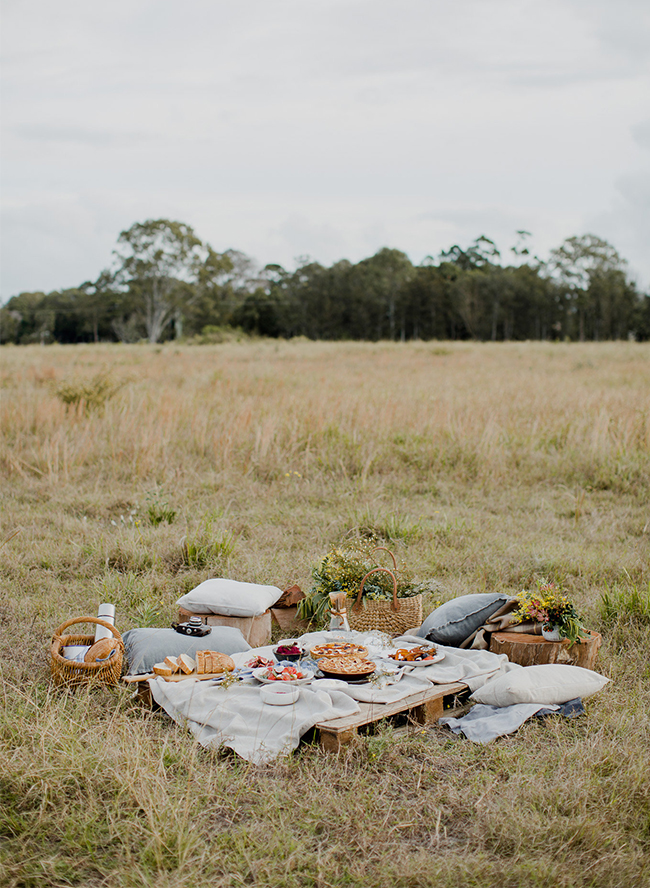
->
[[1, 0, 649, 302]]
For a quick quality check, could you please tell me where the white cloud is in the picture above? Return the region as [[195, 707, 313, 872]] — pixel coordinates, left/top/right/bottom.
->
[[1, 0, 649, 299]]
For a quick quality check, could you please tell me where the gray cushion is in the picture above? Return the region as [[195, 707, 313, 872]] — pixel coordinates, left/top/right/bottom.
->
[[417, 593, 511, 646], [123, 627, 251, 675]]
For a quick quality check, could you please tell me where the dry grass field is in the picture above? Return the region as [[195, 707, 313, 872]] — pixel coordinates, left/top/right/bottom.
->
[[1, 339, 650, 888]]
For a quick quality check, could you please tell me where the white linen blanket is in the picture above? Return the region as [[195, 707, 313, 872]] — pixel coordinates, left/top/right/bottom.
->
[[149, 631, 522, 762], [149, 680, 360, 764]]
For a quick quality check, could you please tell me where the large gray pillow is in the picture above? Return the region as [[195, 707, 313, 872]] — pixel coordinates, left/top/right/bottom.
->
[[123, 627, 251, 675], [417, 593, 510, 646]]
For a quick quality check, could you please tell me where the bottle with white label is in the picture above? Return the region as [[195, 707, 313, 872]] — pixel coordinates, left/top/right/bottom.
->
[[94, 603, 116, 640]]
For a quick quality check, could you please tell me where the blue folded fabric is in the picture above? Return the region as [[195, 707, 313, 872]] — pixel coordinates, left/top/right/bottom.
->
[[440, 697, 584, 743], [535, 697, 585, 719]]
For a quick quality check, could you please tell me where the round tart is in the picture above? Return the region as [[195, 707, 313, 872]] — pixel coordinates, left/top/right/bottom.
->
[[310, 642, 368, 660], [317, 655, 376, 677]]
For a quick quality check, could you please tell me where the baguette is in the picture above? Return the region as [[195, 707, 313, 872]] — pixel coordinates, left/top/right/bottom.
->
[[153, 662, 173, 676], [178, 654, 196, 674]]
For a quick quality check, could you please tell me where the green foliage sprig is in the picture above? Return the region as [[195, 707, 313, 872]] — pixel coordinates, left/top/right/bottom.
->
[[297, 541, 420, 626]]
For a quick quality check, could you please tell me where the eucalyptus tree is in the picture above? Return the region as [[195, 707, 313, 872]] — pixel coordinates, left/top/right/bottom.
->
[[113, 219, 206, 342], [548, 234, 626, 341], [350, 248, 414, 340]]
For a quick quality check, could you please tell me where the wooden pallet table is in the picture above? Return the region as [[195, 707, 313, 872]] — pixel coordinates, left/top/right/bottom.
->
[[315, 681, 468, 752], [490, 629, 602, 669], [125, 675, 469, 752]]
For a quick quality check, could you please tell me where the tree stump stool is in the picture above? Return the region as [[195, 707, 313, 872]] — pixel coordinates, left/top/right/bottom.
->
[[490, 629, 602, 670]]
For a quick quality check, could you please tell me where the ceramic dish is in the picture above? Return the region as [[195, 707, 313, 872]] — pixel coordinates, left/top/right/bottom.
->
[[260, 684, 300, 705], [273, 643, 303, 662], [252, 666, 314, 685], [317, 660, 376, 682], [385, 648, 445, 667]]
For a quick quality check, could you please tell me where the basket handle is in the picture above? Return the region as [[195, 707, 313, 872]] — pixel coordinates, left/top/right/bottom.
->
[[353, 568, 400, 613], [371, 546, 397, 570], [53, 616, 122, 642]]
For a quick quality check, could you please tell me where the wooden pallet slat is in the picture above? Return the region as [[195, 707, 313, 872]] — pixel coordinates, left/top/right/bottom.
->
[[315, 681, 467, 752]]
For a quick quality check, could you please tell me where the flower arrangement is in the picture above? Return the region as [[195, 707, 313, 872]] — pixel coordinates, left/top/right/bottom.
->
[[297, 541, 420, 626], [513, 581, 589, 645]]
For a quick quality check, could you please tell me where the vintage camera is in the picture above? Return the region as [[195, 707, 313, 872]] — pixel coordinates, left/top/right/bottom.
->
[[171, 616, 212, 637]]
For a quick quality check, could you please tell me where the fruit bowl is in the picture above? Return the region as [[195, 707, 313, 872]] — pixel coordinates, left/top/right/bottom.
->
[[273, 642, 303, 662]]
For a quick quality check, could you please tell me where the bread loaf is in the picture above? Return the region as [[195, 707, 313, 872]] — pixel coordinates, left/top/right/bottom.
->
[[196, 651, 235, 674], [84, 637, 118, 663], [153, 662, 173, 676]]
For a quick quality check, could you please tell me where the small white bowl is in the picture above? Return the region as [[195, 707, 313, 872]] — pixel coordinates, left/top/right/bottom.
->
[[260, 684, 300, 706]]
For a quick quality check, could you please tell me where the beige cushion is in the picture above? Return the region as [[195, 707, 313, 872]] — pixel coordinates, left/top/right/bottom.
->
[[177, 578, 283, 617], [470, 664, 610, 707]]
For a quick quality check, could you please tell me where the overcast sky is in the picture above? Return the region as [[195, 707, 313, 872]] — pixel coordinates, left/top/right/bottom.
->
[[2, 0, 649, 301]]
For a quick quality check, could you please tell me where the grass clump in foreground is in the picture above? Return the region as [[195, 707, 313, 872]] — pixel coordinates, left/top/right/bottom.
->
[[1, 340, 650, 887]]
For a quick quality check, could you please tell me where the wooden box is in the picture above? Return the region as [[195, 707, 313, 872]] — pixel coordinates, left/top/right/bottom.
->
[[177, 606, 272, 649]]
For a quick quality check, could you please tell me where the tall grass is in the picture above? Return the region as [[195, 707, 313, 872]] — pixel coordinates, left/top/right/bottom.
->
[[2, 341, 649, 489], [1, 340, 649, 887]]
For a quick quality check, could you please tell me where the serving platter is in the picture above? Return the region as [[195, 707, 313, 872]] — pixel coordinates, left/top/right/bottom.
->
[[317, 663, 376, 682], [386, 650, 445, 667], [252, 666, 314, 685]]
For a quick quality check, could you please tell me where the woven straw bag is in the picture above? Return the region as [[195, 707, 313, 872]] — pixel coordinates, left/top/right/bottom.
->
[[50, 616, 124, 688], [348, 566, 423, 636]]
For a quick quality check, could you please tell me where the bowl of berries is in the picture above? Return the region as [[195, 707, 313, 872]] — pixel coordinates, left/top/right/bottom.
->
[[273, 640, 304, 662]]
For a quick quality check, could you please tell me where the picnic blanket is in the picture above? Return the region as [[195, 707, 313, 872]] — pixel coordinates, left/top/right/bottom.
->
[[150, 679, 360, 764], [149, 631, 522, 762]]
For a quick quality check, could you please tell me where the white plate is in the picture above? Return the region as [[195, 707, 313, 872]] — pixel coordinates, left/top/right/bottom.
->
[[252, 666, 314, 685], [383, 650, 445, 667]]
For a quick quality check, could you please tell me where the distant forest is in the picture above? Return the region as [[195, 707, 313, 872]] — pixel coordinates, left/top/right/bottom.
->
[[2, 219, 649, 344]]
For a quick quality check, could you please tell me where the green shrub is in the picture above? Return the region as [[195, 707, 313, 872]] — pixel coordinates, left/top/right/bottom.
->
[[599, 580, 650, 627], [181, 530, 236, 568], [53, 373, 123, 413], [146, 494, 177, 526]]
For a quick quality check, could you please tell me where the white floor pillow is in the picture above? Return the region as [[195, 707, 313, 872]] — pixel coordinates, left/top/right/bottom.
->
[[471, 663, 610, 707], [177, 578, 283, 617]]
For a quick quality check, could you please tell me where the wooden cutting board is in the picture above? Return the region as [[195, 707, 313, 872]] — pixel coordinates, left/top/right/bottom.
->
[[123, 672, 233, 684]]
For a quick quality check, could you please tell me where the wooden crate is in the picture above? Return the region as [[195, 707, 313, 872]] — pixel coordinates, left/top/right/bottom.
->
[[315, 681, 468, 752], [490, 629, 602, 669], [270, 605, 310, 635], [177, 606, 272, 648]]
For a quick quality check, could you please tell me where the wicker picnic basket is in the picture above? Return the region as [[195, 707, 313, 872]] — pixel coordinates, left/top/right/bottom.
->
[[50, 616, 124, 688], [348, 566, 423, 636]]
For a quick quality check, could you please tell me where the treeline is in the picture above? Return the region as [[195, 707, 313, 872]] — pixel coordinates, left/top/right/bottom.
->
[[2, 220, 649, 344]]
